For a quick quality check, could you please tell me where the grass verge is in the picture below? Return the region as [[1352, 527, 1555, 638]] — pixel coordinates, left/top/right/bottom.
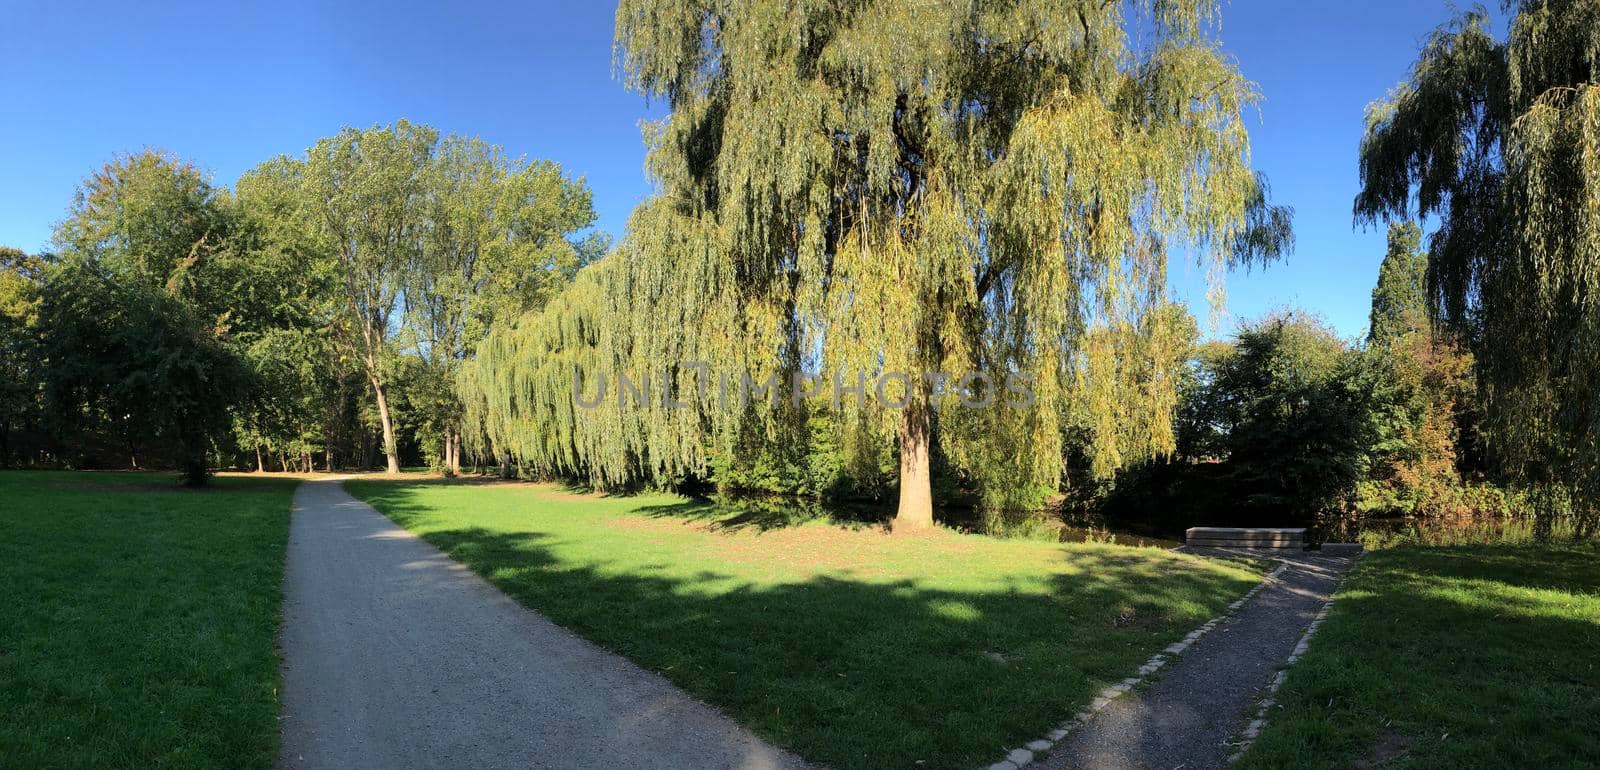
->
[[346, 478, 1263, 770], [1237, 543, 1600, 769], [0, 470, 297, 769]]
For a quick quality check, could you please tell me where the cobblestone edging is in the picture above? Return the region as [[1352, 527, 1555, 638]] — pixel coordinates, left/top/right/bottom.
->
[[1224, 552, 1364, 764], [980, 562, 1292, 770]]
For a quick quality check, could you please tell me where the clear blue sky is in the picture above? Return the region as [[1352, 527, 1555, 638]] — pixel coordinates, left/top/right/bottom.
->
[[1, 1, 1497, 339]]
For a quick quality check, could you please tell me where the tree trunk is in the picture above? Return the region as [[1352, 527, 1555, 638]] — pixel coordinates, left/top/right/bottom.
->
[[449, 430, 462, 476], [891, 396, 935, 532], [498, 450, 513, 479], [255, 445, 265, 473], [325, 446, 334, 473], [442, 429, 459, 477], [371, 376, 401, 475]]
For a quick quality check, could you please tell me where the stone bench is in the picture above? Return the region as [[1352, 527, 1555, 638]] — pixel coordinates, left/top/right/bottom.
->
[[1184, 527, 1306, 549]]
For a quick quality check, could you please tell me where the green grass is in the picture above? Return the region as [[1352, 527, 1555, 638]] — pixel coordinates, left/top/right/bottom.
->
[[0, 470, 297, 769], [346, 479, 1264, 770], [1238, 543, 1600, 769]]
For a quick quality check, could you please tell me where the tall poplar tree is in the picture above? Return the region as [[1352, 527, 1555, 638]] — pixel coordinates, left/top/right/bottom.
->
[[610, 0, 1290, 529], [1355, 1, 1600, 517], [301, 121, 436, 475], [408, 136, 600, 475]]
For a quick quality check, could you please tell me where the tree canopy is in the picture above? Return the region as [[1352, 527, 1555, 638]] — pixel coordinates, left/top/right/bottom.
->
[[253, 121, 601, 475]]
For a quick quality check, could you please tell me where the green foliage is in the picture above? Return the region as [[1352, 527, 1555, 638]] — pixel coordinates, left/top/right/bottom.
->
[[1355, 1, 1600, 522], [402, 134, 602, 473], [708, 407, 895, 500], [239, 121, 604, 474], [1366, 222, 1427, 345], [1180, 312, 1375, 517], [34, 258, 245, 485], [41, 153, 251, 483], [225, 156, 349, 471], [51, 151, 231, 307], [1356, 327, 1479, 516], [0, 247, 45, 465], [297, 120, 439, 472]]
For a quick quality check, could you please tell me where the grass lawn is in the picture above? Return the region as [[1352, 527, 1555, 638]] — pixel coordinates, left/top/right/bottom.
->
[[346, 479, 1264, 770], [0, 470, 297, 769], [1237, 543, 1600, 769]]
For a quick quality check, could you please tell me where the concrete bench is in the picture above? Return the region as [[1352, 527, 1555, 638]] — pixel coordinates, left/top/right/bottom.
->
[[1184, 527, 1306, 549]]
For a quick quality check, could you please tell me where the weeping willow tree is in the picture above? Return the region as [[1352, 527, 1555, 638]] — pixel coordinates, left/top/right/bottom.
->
[[1355, 1, 1600, 522], [615, 0, 1290, 530], [470, 0, 1291, 527]]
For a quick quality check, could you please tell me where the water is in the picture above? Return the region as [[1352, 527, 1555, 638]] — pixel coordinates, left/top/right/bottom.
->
[[705, 492, 1185, 546], [704, 492, 1585, 547]]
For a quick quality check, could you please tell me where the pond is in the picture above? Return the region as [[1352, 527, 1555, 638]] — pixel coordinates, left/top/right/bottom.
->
[[705, 491, 1583, 548]]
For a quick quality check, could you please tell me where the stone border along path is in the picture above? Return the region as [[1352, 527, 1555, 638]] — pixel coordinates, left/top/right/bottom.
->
[[1225, 551, 1363, 763], [277, 478, 812, 770], [983, 546, 1359, 770]]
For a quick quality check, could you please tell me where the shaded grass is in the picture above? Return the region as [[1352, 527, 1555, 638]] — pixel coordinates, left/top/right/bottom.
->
[[345, 479, 1264, 770], [1237, 543, 1600, 769], [0, 470, 297, 769]]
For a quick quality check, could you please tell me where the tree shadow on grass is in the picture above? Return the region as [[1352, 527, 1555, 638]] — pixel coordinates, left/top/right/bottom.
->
[[1369, 542, 1600, 595], [632, 496, 888, 534], [350, 481, 1261, 770]]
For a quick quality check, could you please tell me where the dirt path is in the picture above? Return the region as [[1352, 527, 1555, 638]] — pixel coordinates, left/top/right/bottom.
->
[[1030, 548, 1359, 770], [276, 479, 810, 770]]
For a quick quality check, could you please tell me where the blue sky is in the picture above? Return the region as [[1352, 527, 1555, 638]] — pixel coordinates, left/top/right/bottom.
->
[[1, 1, 1496, 339]]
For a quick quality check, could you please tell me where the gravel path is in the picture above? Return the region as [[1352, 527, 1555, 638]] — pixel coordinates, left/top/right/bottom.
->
[[277, 479, 811, 770], [1031, 548, 1359, 770]]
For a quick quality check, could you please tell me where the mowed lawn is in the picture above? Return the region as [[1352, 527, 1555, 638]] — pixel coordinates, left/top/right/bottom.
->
[[0, 470, 296, 769], [347, 479, 1264, 770], [1238, 543, 1600, 769]]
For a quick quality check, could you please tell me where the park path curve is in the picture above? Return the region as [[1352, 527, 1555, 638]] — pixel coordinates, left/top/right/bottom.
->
[[1030, 547, 1359, 770], [277, 478, 811, 770]]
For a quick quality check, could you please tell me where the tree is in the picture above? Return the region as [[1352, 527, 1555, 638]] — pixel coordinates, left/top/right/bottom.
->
[[1357, 221, 1480, 516], [1189, 312, 1375, 518], [299, 121, 436, 474], [609, 0, 1291, 530], [52, 151, 230, 313], [1367, 222, 1426, 345], [1358, 328, 1476, 515], [1355, 2, 1600, 519], [281, 122, 599, 476], [35, 258, 244, 485], [45, 151, 247, 482], [405, 136, 601, 475]]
